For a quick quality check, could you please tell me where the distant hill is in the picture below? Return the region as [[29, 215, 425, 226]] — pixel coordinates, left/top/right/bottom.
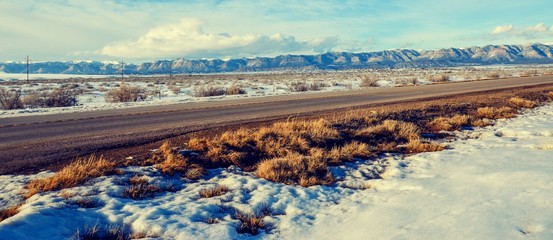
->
[[2, 43, 553, 75]]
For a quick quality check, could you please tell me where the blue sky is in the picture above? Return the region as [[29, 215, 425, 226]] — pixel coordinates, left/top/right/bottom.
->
[[1, 0, 552, 62]]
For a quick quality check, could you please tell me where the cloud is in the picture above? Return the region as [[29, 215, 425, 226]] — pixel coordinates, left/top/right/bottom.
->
[[491, 25, 514, 34], [491, 23, 553, 36], [99, 18, 338, 59]]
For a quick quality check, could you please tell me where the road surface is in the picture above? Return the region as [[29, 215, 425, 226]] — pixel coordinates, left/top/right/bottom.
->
[[1, 76, 552, 174]]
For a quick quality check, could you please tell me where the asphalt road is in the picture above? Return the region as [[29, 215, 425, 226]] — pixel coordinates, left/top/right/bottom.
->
[[1, 75, 552, 174]]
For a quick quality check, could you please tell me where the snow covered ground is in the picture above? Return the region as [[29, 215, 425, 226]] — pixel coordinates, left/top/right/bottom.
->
[[1, 65, 552, 118], [1, 103, 553, 239]]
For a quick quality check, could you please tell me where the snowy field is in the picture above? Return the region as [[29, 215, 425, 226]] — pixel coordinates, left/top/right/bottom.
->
[[1, 65, 552, 118], [1, 103, 552, 239]]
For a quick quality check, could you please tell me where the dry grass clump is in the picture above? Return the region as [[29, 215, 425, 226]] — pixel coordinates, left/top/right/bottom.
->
[[105, 83, 147, 102], [199, 185, 229, 198], [188, 118, 340, 168], [356, 120, 419, 148], [71, 224, 156, 240], [0, 205, 20, 222], [154, 142, 207, 180], [405, 140, 445, 153], [548, 91, 553, 98], [26, 156, 116, 198], [428, 115, 471, 131], [325, 141, 372, 165], [509, 97, 537, 109], [122, 176, 161, 200], [235, 213, 266, 235], [476, 107, 516, 119], [471, 118, 492, 128], [256, 153, 333, 187]]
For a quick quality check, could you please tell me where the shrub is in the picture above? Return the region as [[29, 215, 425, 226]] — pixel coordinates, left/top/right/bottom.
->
[[0, 88, 23, 110], [199, 185, 229, 198], [360, 76, 379, 87], [308, 82, 326, 91], [509, 97, 537, 109], [226, 84, 246, 95], [431, 74, 449, 82], [192, 85, 225, 97], [105, 83, 147, 102], [25, 156, 116, 198], [0, 205, 20, 222], [24, 88, 79, 108], [288, 81, 309, 92]]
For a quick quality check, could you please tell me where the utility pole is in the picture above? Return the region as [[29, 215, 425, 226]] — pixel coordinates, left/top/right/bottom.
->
[[26, 55, 30, 83], [120, 59, 125, 81], [169, 61, 173, 79]]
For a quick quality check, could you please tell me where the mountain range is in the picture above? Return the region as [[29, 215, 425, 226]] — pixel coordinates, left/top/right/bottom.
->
[[2, 43, 553, 75]]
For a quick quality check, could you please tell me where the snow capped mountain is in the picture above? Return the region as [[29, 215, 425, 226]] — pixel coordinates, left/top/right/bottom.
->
[[2, 43, 553, 75]]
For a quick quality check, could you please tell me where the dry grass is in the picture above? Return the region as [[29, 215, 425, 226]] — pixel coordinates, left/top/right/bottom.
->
[[428, 115, 470, 131], [356, 120, 420, 147], [199, 185, 229, 198], [71, 224, 157, 240], [236, 213, 266, 235], [121, 175, 162, 200], [476, 107, 516, 119], [26, 156, 116, 198], [509, 97, 537, 108], [0, 205, 20, 222], [405, 140, 445, 153], [256, 153, 333, 187]]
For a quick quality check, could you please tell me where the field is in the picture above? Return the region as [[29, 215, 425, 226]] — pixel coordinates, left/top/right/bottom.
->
[[2, 65, 553, 118], [1, 65, 553, 238]]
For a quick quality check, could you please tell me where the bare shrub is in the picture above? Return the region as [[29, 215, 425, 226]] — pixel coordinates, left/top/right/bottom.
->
[[431, 74, 450, 83], [509, 97, 537, 108], [25, 156, 116, 198], [0, 88, 23, 110], [288, 81, 309, 92], [26, 88, 79, 107], [105, 83, 147, 102], [360, 76, 379, 87], [193, 85, 225, 97], [199, 185, 229, 198], [308, 82, 326, 91], [168, 85, 181, 94], [487, 72, 501, 79], [226, 84, 246, 95], [0, 205, 20, 222]]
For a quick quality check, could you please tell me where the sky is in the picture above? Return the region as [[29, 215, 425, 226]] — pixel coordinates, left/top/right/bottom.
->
[[1, 0, 552, 63]]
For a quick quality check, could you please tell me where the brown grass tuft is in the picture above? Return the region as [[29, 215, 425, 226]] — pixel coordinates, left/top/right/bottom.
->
[[356, 120, 420, 145], [0, 205, 20, 222], [26, 156, 116, 198], [428, 115, 470, 131], [199, 185, 229, 198], [405, 140, 445, 153], [155, 142, 188, 175], [476, 107, 516, 119], [509, 97, 537, 109], [236, 213, 266, 235], [256, 153, 333, 187], [121, 175, 162, 200]]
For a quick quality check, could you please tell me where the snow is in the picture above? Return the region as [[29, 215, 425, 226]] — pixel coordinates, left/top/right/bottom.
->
[[1, 87, 553, 239], [1, 65, 552, 119]]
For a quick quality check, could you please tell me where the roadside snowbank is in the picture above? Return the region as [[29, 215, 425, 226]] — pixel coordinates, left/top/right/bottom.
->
[[1, 104, 553, 239]]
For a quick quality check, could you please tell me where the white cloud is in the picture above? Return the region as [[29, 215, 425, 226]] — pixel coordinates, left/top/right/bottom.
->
[[99, 18, 337, 59], [492, 25, 514, 34]]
